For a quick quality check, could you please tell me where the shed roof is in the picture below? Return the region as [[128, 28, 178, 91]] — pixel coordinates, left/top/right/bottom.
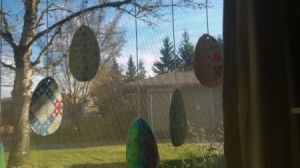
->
[[126, 71, 203, 87]]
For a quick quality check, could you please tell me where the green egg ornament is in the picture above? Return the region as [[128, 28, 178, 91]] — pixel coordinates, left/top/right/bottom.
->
[[194, 34, 223, 87], [169, 89, 187, 147], [29, 77, 63, 136], [126, 118, 160, 168], [69, 25, 100, 81], [0, 142, 5, 168]]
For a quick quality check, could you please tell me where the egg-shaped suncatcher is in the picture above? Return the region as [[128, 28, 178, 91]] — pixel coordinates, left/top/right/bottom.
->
[[168, 0, 188, 147], [29, 77, 63, 136], [69, 25, 100, 82], [193, 0, 223, 87], [194, 34, 223, 87], [126, 118, 160, 168], [169, 89, 188, 147]]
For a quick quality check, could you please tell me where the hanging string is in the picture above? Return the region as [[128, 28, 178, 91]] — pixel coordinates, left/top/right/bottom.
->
[[82, 0, 88, 25], [205, 0, 209, 34], [82, 0, 85, 25], [46, 0, 49, 77], [135, 4, 141, 118], [51, 40, 54, 77], [171, 0, 178, 87], [0, 0, 3, 129], [66, 25, 69, 72]]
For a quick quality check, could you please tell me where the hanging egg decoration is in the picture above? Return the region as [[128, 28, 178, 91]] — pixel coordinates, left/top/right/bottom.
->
[[194, 34, 223, 87], [69, 25, 100, 82], [0, 142, 5, 168], [169, 89, 187, 147], [126, 118, 159, 168], [29, 77, 63, 136]]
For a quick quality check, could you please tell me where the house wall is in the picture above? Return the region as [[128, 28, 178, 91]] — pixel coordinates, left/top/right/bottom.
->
[[146, 88, 173, 139], [181, 86, 223, 132], [132, 85, 223, 141], [122, 83, 223, 142]]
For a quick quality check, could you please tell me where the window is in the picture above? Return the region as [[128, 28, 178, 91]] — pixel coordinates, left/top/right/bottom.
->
[[0, 0, 224, 167]]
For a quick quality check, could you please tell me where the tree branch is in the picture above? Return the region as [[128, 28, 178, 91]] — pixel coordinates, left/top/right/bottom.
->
[[1, 61, 16, 71], [0, 12, 17, 50], [35, 3, 72, 29], [31, 26, 62, 66], [33, 50, 68, 75], [119, 1, 206, 26], [99, 54, 114, 73], [28, 0, 132, 48]]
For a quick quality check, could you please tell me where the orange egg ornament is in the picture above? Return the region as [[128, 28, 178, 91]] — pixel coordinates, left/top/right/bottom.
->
[[194, 34, 223, 87]]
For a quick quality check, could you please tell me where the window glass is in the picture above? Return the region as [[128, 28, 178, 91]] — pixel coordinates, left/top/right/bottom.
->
[[0, 0, 224, 167]]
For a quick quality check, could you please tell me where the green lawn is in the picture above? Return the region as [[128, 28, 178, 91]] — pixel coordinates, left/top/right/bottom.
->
[[6, 143, 224, 168], [5, 117, 224, 167]]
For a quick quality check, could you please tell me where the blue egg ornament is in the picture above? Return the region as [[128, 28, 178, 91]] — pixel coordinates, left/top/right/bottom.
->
[[29, 77, 63, 136]]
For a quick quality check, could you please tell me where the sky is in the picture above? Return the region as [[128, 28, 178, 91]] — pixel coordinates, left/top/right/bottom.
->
[[118, 1, 223, 77], [0, 0, 223, 98]]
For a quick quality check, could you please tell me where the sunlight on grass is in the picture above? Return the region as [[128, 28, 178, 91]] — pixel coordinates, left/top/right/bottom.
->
[[25, 143, 209, 167]]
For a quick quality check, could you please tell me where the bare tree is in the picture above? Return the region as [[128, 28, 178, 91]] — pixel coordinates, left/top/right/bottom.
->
[[0, 0, 205, 167], [47, 8, 126, 135], [92, 57, 125, 117]]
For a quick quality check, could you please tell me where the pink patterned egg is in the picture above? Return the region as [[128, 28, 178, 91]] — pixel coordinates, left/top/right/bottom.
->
[[194, 34, 223, 87]]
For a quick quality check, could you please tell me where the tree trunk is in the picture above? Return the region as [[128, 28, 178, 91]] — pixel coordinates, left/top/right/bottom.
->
[[7, 47, 33, 167], [7, 1, 39, 166]]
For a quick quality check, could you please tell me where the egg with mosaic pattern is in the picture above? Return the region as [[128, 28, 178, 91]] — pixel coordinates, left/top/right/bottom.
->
[[169, 89, 187, 147], [69, 25, 100, 82], [0, 142, 5, 168], [29, 77, 63, 136], [126, 118, 160, 168], [194, 34, 223, 87]]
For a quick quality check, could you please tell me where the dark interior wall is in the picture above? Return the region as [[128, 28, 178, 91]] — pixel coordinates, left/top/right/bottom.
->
[[223, 0, 300, 167], [287, 1, 300, 167]]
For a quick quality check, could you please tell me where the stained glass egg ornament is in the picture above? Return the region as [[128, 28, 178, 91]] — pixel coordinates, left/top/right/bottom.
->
[[169, 89, 187, 147], [0, 142, 5, 168], [29, 77, 63, 136], [126, 118, 160, 168], [194, 34, 223, 87], [69, 25, 100, 81]]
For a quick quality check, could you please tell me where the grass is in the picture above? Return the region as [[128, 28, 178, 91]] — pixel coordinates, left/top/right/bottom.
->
[[4, 115, 224, 167], [5, 143, 224, 168], [30, 113, 136, 145]]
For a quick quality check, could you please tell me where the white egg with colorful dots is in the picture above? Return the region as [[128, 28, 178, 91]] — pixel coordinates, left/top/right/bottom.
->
[[194, 34, 223, 87]]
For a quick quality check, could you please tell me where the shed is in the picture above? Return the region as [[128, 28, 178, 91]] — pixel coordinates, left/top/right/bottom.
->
[[124, 71, 223, 140]]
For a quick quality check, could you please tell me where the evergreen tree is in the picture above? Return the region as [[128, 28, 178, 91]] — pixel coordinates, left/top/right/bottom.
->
[[178, 31, 195, 71], [137, 60, 147, 79], [110, 57, 124, 83], [93, 57, 124, 116], [152, 36, 175, 74], [125, 55, 137, 82]]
